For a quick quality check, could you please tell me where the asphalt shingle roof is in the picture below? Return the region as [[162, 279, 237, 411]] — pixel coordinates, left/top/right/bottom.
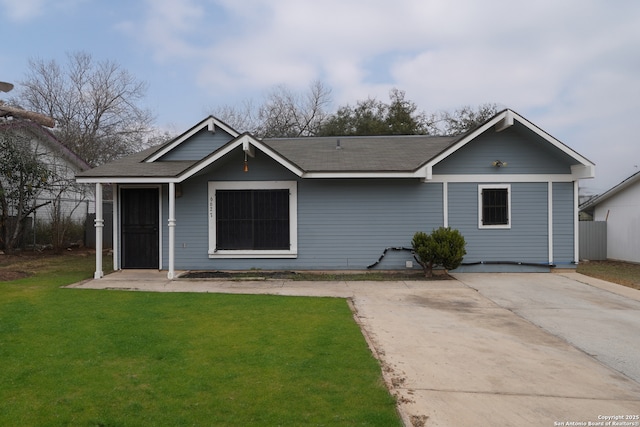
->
[[264, 135, 457, 172], [76, 134, 459, 179]]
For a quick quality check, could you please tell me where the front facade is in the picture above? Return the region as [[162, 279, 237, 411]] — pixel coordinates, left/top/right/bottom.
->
[[76, 109, 595, 279]]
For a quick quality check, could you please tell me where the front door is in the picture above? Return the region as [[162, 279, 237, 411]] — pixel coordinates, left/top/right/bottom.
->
[[121, 188, 159, 269]]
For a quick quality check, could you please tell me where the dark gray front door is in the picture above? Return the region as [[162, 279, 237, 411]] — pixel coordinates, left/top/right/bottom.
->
[[121, 188, 159, 269]]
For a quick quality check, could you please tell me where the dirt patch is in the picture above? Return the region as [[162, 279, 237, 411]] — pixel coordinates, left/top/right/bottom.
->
[[0, 248, 95, 282], [0, 270, 31, 281], [182, 270, 299, 279], [180, 270, 452, 281]]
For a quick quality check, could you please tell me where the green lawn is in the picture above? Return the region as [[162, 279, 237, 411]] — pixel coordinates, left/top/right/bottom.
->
[[0, 253, 401, 426]]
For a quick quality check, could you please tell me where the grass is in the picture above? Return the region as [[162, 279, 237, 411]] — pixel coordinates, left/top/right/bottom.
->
[[577, 260, 640, 290], [0, 252, 401, 426]]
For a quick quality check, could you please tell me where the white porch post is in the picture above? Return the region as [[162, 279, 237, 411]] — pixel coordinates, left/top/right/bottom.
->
[[94, 183, 104, 279], [112, 185, 119, 272], [574, 180, 580, 265], [548, 181, 554, 265], [167, 182, 176, 279]]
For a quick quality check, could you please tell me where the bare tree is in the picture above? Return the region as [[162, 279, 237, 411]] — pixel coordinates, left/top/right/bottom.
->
[[13, 51, 155, 165], [211, 80, 332, 138]]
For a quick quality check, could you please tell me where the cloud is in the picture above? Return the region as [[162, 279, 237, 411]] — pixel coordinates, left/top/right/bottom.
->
[[119, 0, 208, 62], [120, 0, 640, 191], [0, 0, 88, 23], [0, 0, 45, 21]]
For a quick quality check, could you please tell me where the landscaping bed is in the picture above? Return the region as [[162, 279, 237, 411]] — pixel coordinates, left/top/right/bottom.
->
[[180, 269, 451, 281]]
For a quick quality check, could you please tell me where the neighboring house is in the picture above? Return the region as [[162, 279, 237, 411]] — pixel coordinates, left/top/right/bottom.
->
[[76, 109, 595, 279], [0, 116, 92, 231], [580, 171, 640, 263]]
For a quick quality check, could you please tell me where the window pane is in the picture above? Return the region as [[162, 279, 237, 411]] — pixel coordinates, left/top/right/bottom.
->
[[216, 189, 289, 250], [482, 188, 508, 225]]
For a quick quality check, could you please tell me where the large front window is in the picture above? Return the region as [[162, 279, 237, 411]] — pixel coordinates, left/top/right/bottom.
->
[[208, 181, 297, 258]]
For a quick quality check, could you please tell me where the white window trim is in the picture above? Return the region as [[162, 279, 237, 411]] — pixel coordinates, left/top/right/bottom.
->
[[478, 184, 511, 229], [208, 181, 298, 258]]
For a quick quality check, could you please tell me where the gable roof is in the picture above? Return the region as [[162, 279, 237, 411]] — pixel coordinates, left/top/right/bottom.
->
[[76, 108, 595, 183], [0, 118, 91, 172], [145, 116, 239, 162], [425, 109, 595, 179], [265, 135, 457, 173], [580, 170, 640, 211]]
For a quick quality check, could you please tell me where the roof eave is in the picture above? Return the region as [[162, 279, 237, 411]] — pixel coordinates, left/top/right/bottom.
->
[[144, 116, 240, 163], [425, 109, 596, 173], [580, 170, 640, 210]]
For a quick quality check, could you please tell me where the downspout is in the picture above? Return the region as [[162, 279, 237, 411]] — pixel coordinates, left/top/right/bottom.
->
[[94, 183, 104, 279], [167, 182, 176, 279]]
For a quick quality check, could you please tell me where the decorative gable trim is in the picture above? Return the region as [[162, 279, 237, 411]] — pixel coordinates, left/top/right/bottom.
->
[[424, 109, 595, 180], [145, 116, 239, 163], [177, 134, 305, 182]]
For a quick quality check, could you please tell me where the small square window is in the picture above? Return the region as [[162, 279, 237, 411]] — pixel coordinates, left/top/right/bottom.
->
[[479, 185, 511, 229]]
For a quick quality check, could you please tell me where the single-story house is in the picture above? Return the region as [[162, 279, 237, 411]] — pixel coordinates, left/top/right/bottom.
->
[[76, 109, 595, 279], [580, 171, 640, 263], [0, 115, 92, 232]]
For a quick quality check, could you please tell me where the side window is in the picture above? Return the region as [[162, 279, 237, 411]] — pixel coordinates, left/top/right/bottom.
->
[[479, 184, 511, 229]]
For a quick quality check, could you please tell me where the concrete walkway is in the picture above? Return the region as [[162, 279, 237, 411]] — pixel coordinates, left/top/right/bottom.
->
[[68, 271, 640, 427]]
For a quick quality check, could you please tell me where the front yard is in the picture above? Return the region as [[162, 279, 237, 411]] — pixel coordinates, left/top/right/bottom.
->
[[577, 260, 640, 290], [0, 251, 401, 426]]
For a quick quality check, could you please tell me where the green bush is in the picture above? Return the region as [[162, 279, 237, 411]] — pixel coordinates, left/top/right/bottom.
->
[[412, 227, 467, 277]]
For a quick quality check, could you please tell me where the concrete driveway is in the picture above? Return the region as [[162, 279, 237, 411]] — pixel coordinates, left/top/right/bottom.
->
[[70, 271, 640, 426]]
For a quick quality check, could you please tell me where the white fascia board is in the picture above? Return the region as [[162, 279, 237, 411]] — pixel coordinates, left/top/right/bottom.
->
[[242, 138, 255, 157], [76, 177, 178, 184], [580, 170, 640, 209], [302, 171, 422, 179], [178, 135, 304, 181], [209, 117, 239, 136], [494, 110, 514, 132], [430, 174, 577, 183], [425, 111, 508, 168], [145, 117, 240, 163], [571, 164, 595, 179], [425, 109, 595, 172], [512, 113, 595, 168]]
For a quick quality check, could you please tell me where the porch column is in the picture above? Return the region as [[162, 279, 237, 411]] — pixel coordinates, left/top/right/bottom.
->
[[548, 181, 554, 265], [574, 180, 580, 264], [167, 182, 176, 279], [112, 185, 119, 272], [94, 183, 104, 279]]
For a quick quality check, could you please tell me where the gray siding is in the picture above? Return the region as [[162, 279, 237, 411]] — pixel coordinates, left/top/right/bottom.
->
[[434, 123, 576, 175], [553, 182, 575, 265], [160, 147, 445, 270], [152, 144, 580, 272], [448, 182, 549, 264], [160, 128, 235, 160]]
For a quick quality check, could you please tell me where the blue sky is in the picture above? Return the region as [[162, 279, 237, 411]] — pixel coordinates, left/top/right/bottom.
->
[[1, 0, 639, 194]]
